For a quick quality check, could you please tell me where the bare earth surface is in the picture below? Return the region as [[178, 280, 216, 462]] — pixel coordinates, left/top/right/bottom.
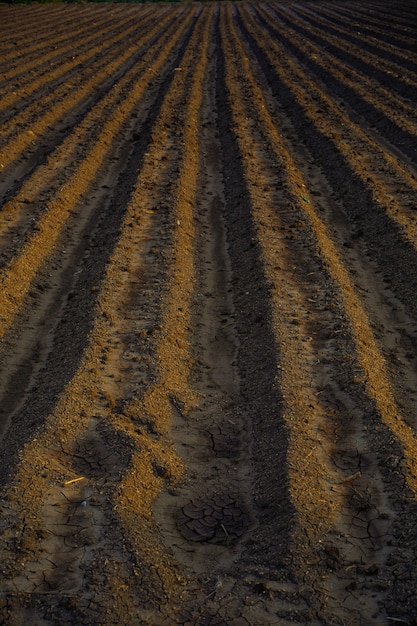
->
[[0, 1, 417, 623]]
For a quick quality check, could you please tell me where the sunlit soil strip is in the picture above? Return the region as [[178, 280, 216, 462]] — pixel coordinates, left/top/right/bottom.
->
[[0, 9, 174, 170], [234, 6, 417, 495], [143, 8, 214, 419], [242, 7, 417, 249], [56, 6, 212, 613], [0, 9, 193, 339], [114, 8, 213, 601], [0, 7, 145, 113], [292, 2, 417, 72], [262, 4, 417, 138], [0, 5, 128, 84]]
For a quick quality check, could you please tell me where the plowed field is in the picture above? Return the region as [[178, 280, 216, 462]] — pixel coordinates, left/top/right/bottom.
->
[[0, 1, 416, 624]]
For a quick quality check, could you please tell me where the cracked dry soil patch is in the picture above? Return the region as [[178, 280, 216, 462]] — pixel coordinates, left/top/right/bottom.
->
[[1, 1, 417, 624]]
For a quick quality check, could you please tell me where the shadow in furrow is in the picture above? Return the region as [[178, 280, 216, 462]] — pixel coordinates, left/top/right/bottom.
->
[[215, 14, 295, 570]]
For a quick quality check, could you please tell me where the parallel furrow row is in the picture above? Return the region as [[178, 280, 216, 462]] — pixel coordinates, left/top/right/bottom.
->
[[223, 6, 400, 623], [0, 7, 175, 178], [0, 8, 194, 338], [0, 7, 153, 110], [325, 3, 417, 30], [238, 0, 417, 490], [0, 3, 417, 624], [0, 5, 214, 622], [310, 2, 417, 51], [0, 6, 122, 68], [0, 5, 130, 79]]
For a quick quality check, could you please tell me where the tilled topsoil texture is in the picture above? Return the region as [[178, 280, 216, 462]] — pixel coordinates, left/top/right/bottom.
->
[[0, 2, 417, 625]]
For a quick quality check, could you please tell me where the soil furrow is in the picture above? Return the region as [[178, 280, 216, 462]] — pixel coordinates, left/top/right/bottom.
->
[[0, 8, 189, 264], [224, 6, 400, 623], [0, 6, 213, 623], [0, 6, 130, 80], [270, 3, 417, 106], [234, 3, 415, 620], [0, 13, 162, 160], [151, 8, 261, 623], [259, 16, 417, 620], [328, 0, 417, 23], [0, 6, 197, 482], [0, 5, 84, 44], [311, 2, 417, 53], [237, 6, 417, 374], [0, 8, 156, 118], [353, 1, 417, 25], [216, 11, 317, 623], [310, 0, 417, 50], [0, 7, 179, 188], [240, 7, 417, 258], [1, 3, 417, 624], [3, 3, 197, 454], [329, 3, 414, 32], [0, 6, 119, 76], [237, 4, 417, 473]]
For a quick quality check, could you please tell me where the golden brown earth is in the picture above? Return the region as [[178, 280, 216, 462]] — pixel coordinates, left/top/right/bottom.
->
[[0, 1, 416, 623]]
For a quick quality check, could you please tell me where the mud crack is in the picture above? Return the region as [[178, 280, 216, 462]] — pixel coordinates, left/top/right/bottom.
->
[[177, 495, 249, 545]]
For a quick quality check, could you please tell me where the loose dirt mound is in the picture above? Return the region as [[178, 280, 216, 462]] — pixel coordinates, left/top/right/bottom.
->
[[0, 1, 417, 624]]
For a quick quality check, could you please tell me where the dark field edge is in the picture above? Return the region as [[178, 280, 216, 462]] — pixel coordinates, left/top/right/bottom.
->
[[262, 5, 417, 166], [271, 5, 417, 101], [289, 3, 417, 72]]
